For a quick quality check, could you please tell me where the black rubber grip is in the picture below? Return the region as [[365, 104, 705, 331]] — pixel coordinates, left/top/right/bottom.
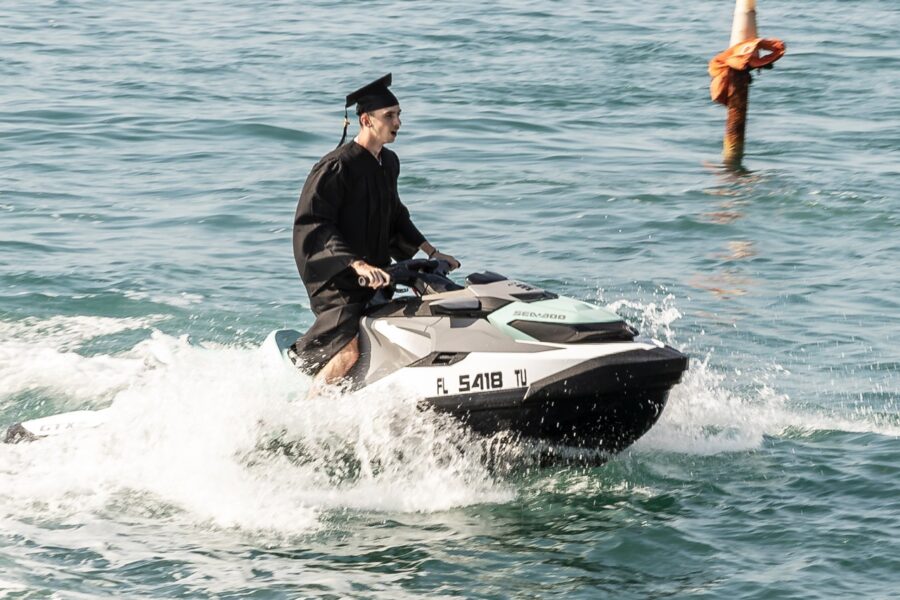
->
[[358, 274, 393, 287]]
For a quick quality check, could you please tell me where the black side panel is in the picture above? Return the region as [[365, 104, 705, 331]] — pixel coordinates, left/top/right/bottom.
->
[[509, 319, 638, 343], [410, 352, 469, 367], [366, 296, 511, 319], [424, 388, 528, 413], [510, 291, 558, 302], [526, 346, 688, 400], [366, 297, 433, 318], [477, 297, 513, 313]]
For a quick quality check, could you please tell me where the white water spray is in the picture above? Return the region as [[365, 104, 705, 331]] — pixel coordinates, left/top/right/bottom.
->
[[0, 317, 512, 534]]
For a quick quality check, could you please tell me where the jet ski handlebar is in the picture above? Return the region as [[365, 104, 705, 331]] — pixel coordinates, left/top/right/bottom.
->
[[358, 258, 463, 296]]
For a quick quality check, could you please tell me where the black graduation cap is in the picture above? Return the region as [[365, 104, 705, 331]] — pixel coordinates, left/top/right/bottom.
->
[[346, 73, 398, 115], [338, 73, 399, 146]]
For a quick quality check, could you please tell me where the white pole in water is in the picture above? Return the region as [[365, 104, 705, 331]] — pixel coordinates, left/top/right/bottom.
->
[[730, 0, 758, 46], [723, 0, 758, 168]]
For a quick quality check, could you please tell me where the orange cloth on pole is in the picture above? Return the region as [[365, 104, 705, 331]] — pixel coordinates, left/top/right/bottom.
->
[[708, 38, 786, 105]]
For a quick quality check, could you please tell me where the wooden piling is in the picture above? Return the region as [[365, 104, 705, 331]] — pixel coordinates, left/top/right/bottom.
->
[[723, 70, 750, 168], [723, 0, 758, 168]]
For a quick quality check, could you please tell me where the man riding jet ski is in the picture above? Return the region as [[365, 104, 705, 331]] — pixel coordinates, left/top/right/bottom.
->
[[265, 259, 689, 453], [277, 73, 686, 451], [290, 73, 461, 398], [3, 261, 688, 452]]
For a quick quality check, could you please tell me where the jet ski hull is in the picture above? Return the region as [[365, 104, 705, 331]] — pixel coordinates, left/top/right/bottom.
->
[[422, 346, 687, 451], [263, 324, 688, 453]]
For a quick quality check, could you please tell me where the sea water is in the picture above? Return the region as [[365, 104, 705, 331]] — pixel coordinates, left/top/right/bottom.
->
[[1, 0, 897, 597]]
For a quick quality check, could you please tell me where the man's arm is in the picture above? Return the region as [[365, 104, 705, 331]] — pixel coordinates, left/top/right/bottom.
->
[[419, 240, 461, 270], [293, 160, 360, 289], [295, 161, 393, 289]]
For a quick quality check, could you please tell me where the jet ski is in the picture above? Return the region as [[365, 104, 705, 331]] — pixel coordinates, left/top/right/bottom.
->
[[264, 259, 689, 453], [4, 260, 688, 453]]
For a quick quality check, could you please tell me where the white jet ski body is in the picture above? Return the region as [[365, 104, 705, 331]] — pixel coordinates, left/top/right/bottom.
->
[[5, 261, 688, 453], [266, 260, 689, 453]]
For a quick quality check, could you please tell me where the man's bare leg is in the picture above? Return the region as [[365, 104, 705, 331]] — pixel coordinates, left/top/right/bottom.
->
[[307, 336, 359, 398]]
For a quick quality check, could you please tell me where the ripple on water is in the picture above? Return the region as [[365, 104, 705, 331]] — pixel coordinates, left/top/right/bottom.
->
[[1, 0, 899, 597]]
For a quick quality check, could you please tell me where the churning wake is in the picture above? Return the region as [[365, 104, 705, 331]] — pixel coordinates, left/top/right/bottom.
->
[[0, 316, 511, 534], [606, 294, 899, 455], [1, 302, 894, 533]]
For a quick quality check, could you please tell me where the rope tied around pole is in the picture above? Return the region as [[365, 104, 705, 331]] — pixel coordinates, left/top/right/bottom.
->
[[708, 38, 786, 105]]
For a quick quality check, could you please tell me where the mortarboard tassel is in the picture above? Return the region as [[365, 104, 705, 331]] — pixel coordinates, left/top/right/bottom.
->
[[337, 109, 350, 147]]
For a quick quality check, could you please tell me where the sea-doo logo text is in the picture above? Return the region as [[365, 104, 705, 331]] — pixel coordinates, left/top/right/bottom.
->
[[512, 311, 566, 320]]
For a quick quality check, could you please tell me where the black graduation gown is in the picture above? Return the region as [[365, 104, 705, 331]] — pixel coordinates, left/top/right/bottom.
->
[[291, 141, 425, 374]]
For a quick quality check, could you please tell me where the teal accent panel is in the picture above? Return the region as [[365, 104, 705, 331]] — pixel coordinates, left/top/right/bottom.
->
[[488, 297, 623, 341]]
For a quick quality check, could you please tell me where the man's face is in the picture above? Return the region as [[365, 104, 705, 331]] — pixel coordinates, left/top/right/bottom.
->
[[364, 105, 401, 145]]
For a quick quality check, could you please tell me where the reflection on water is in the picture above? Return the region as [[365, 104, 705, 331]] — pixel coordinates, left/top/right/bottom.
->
[[722, 240, 756, 260], [692, 169, 771, 298], [688, 272, 753, 299], [702, 209, 744, 225]]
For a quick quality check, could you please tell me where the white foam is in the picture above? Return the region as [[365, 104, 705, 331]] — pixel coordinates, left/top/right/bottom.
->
[[606, 294, 683, 345], [0, 316, 166, 404], [0, 325, 511, 534], [0, 315, 165, 347], [635, 354, 782, 454], [2, 303, 894, 534], [530, 471, 659, 498], [122, 290, 205, 307], [640, 355, 899, 455], [604, 295, 900, 456]]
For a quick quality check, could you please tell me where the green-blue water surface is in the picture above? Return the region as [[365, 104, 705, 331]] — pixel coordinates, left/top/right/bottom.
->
[[1, 1, 898, 597]]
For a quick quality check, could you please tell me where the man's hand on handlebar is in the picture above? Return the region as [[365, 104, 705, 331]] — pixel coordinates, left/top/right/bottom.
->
[[420, 242, 461, 272], [430, 251, 460, 271], [351, 260, 391, 289]]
